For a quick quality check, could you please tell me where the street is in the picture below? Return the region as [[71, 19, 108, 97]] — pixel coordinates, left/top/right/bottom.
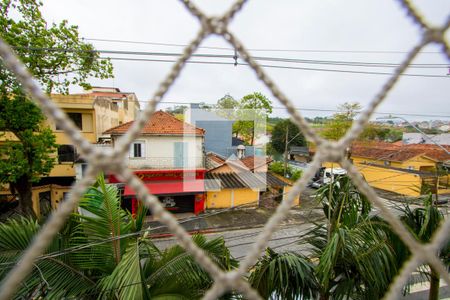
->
[[153, 222, 316, 260], [152, 192, 448, 261]]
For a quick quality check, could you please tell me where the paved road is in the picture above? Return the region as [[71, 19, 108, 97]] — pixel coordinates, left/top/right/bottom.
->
[[152, 195, 447, 261], [152, 222, 316, 260]]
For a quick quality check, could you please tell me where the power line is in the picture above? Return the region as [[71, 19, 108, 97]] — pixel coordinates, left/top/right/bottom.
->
[[103, 56, 449, 78], [18, 46, 448, 67], [45, 98, 450, 118], [146, 101, 450, 118], [12, 46, 449, 75], [83, 37, 443, 54]]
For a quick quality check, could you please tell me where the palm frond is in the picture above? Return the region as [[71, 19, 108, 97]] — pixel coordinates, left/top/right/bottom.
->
[[98, 239, 146, 300], [248, 248, 318, 300]]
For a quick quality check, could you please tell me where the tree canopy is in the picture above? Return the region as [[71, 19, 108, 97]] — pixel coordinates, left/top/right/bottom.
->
[[270, 118, 307, 154], [0, 0, 113, 216], [321, 102, 361, 140], [230, 92, 272, 145]]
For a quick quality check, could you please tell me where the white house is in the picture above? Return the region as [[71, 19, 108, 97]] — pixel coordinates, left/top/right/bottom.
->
[[104, 110, 205, 170], [103, 110, 207, 215]]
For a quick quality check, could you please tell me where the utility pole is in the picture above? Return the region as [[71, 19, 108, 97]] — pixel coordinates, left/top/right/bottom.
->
[[284, 124, 289, 177]]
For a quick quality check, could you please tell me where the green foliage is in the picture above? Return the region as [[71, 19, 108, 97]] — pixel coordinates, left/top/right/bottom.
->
[[0, 0, 113, 215], [378, 195, 449, 297], [231, 92, 273, 145], [0, 175, 238, 299], [0, 0, 113, 94], [305, 176, 397, 299], [359, 124, 403, 142], [270, 118, 306, 154], [166, 105, 188, 115], [249, 248, 318, 300], [321, 102, 361, 140], [269, 161, 302, 181]]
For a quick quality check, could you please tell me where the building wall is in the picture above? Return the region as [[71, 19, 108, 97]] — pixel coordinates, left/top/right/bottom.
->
[[115, 135, 204, 170], [322, 160, 423, 196], [94, 98, 119, 139], [206, 188, 259, 209], [358, 165, 422, 196], [281, 186, 300, 206], [351, 155, 436, 171], [195, 120, 233, 158], [29, 185, 71, 218]]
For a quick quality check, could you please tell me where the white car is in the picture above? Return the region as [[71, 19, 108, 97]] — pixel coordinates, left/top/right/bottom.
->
[[311, 168, 347, 188]]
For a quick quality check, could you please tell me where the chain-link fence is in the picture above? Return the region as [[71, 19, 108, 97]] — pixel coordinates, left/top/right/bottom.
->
[[0, 0, 449, 299]]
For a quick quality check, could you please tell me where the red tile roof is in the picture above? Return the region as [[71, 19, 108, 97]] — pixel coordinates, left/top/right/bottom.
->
[[104, 110, 205, 136], [207, 152, 226, 164], [351, 142, 449, 162], [351, 147, 425, 162], [240, 156, 273, 170]]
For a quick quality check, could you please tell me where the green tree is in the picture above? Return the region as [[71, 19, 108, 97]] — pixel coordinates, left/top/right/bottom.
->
[[270, 118, 306, 154], [0, 175, 238, 299], [359, 124, 403, 142], [269, 161, 302, 181], [0, 0, 113, 216], [321, 102, 361, 140], [233, 92, 272, 145], [216, 93, 239, 120], [379, 196, 449, 300], [250, 176, 398, 300], [249, 248, 318, 299]]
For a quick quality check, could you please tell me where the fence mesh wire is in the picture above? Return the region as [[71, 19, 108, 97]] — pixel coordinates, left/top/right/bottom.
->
[[0, 0, 449, 299]]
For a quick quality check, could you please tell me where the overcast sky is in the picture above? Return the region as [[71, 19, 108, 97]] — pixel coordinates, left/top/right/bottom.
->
[[40, 0, 450, 120]]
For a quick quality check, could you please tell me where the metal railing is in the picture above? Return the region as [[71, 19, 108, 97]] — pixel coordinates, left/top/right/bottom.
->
[[127, 156, 205, 169]]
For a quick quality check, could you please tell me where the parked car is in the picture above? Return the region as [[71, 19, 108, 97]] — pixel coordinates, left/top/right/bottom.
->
[[309, 167, 347, 188]]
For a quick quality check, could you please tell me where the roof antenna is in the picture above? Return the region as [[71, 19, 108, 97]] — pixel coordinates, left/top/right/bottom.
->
[[233, 49, 238, 66]]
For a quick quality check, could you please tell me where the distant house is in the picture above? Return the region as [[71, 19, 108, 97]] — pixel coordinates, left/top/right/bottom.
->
[[402, 133, 450, 146], [289, 146, 310, 163], [204, 154, 297, 208], [186, 104, 258, 159], [323, 141, 450, 197], [208, 155, 272, 174], [105, 110, 207, 215], [0, 87, 140, 218], [205, 172, 292, 209]]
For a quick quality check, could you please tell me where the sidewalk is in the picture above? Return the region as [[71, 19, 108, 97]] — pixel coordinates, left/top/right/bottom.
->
[[145, 206, 324, 237]]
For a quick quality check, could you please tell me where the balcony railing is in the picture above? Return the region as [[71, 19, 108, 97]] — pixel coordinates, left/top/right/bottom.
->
[[127, 156, 205, 170]]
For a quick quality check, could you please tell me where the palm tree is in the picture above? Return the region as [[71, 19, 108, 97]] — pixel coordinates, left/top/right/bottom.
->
[[0, 175, 237, 299], [248, 248, 318, 299], [379, 196, 449, 300], [249, 176, 398, 300], [307, 176, 398, 300]]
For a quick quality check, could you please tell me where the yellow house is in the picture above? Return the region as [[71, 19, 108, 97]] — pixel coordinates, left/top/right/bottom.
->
[[322, 142, 450, 197], [205, 171, 297, 209], [0, 87, 140, 217]]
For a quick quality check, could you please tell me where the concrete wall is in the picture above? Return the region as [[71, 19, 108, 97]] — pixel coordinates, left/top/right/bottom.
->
[[196, 120, 232, 158], [114, 135, 204, 170]]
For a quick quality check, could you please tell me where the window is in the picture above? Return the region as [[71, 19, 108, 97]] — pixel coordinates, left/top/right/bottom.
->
[[58, 145, 75, 163], [56, 113, 82, 130], [174, 142, 188, 168], [384, 161, 391, 166], [130, 141, 145, 158], [407, 166, 414, 170]]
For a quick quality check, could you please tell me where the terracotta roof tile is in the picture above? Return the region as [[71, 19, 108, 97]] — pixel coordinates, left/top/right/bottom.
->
[[351, 142, 450, 162], [104, 110, 205, 135], [240, 156, 273, 170]]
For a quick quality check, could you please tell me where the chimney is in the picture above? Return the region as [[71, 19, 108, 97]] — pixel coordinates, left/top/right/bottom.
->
[[237, 145, 245, 159]]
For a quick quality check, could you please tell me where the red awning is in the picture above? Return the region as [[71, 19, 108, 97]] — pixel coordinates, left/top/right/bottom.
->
[[123, 180, 205, 196]]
